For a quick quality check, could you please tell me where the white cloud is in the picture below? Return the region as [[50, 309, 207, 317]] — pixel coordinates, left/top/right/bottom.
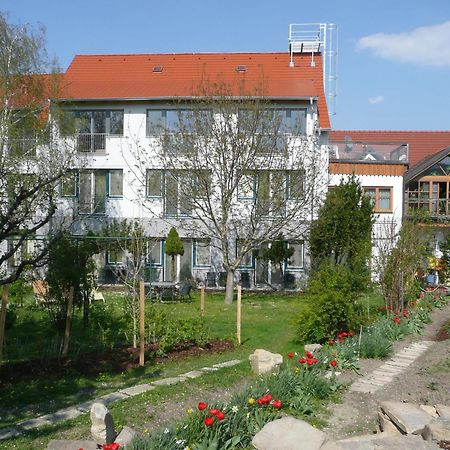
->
[[368, 96, 384, 105], [357, 21, 450, 67]]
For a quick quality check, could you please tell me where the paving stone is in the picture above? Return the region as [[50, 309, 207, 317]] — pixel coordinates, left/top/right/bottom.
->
[[357, 378, 384, 386], [378, 411, 403, 434], [151, 376, 187, 386], [370, 371, 394, 380], [321, 433, 440, 449], [47, 439, 98, 450], [213, 359, 242, 368], [349, 383, 377, 393], [377, 364, 402, 373], [96, 391, 128, 405], [77, 399, 97, 412], [252, 416, 326, 450], [380, 401, 433, 434], [179, 370, 204, 379], [200, 366, 219, 372], [384, 360, 411, 368], [435, 404, 450, 419], [120, 384, 155, 397], [18, 416, 53, 430], [0, 427, 22, 440], [41, 407, 84, 423]]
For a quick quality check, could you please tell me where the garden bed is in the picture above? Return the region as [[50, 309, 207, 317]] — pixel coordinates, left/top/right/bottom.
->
[[0, 339, 233, 386]]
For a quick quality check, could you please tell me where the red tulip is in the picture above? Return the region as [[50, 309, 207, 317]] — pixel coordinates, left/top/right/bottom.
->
[[204, 416, 214, 427], [288, 352, 294, 358], [272, 400, 282, 409], [209, 408, 219, 416], [330, 360, 337, 367], [298, 357, 307, 364], [216, 411, 225, 420], [198, 402, 207, 411], [305, 351, 314, 359]]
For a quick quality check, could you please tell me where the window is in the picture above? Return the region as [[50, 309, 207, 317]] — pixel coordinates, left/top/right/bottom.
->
[[286, 241, 304, 270], [147, 240, 163, 266], [364, 187, 392, 213], [238, 171, 287, 216], [164, 170, 192, 217], [73, 110, 123, 152], [146, 109, 212, 136], [278, 109, 307, 134], [287, 170, 303, 199], [108, 170, 123, 197], [61, 171, 78, 197], [146, 170, 163, 197], [77, 169, 123, 214], [107, 250, 124, 266], [238, 172, 256, 199], [237, 240, 254, 268], [193, 240, 211, 267]]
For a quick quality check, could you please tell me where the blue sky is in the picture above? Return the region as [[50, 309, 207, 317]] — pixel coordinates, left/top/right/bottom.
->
[[3, 0, 450, 130]]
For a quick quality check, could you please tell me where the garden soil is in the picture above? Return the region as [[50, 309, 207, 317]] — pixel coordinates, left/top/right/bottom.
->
[[320, 300, 450, 439]]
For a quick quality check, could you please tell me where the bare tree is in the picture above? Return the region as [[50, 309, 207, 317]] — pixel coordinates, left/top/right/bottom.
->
[[135, 82, 328, 303], [0, 12, 77, 285], [101, 219, 152, 348]]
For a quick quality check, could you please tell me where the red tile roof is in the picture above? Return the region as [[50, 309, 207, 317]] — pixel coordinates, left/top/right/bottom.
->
[[330, 130, 450, 170], [62, 52, 330, 129]]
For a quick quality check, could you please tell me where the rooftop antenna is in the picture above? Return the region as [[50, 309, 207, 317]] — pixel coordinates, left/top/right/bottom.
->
[[288, 23, 338, 116]]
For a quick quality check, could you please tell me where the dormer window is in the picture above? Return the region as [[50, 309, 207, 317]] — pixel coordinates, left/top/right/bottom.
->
[[236, 65, 246, 73], [153, 66, 163, 73]]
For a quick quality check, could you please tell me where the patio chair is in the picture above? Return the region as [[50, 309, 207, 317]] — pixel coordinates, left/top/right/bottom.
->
[[32, 280, 51, 304], [177, 282, 193, 302], [160, 286, 176, 303]]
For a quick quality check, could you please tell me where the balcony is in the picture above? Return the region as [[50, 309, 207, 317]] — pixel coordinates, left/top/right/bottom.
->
[[405, 191, 450, 221], [76, 133, 107, 153]]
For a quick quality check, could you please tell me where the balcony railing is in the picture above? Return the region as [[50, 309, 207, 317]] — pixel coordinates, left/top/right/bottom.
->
[[406, 191, 450, 219], [76, 133, 107, 153]]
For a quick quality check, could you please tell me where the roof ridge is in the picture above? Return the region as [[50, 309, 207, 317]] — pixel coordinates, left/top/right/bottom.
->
[[72, 51, 295, 58], [332, 130, 450, 134]]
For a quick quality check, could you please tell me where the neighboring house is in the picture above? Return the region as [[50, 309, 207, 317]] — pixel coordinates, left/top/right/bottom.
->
[[329, 131, 450, 265], [54, 47, 331, 287]]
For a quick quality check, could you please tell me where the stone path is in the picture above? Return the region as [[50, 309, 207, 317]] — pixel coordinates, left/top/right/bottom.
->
[[349, 340, 434, 394], [0, 359, 242, 441]]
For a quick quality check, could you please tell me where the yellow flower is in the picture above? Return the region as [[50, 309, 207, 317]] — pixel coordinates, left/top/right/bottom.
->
[[187, 408, 193, 415], [247, 398, 255, 405]]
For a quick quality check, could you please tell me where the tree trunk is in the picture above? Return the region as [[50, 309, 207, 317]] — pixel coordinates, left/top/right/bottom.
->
[[224, 270, 235, 305], [171, 255, 176, 282], [62, 287, 74, 359], [0, 285, 9, 363]]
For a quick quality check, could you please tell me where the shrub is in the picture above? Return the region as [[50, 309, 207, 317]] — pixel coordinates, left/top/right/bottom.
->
[[296, 262, 362, 344]]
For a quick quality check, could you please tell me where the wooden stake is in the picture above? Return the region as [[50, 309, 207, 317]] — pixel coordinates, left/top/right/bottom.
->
[[200, 287, 205, 314], [237, 285, 242, 345], [0, 285, 9, 363], [139, 280, 145, 367], [62, 286, 74, 359]]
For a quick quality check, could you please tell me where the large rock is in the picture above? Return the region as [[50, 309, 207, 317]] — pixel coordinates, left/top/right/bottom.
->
[[251, 416, 326, 450], [422, 418, 450, 442], [47, 440, 98, 450], [304, 343, 322, 353], [249, 349, 283, 375], [377, 411, 403, 435], [380, 401, 433, 434], [90, 402, 116, 445], [115, 426, 138, 448]]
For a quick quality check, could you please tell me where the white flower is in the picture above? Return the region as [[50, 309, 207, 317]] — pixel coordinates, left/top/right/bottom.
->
[[164, 427, 170, 434], [232, 405, 239, 413], [176, 439, 186, 445]]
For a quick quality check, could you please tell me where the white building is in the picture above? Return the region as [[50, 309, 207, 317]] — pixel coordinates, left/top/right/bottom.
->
[[55, 48, 332, 287]]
